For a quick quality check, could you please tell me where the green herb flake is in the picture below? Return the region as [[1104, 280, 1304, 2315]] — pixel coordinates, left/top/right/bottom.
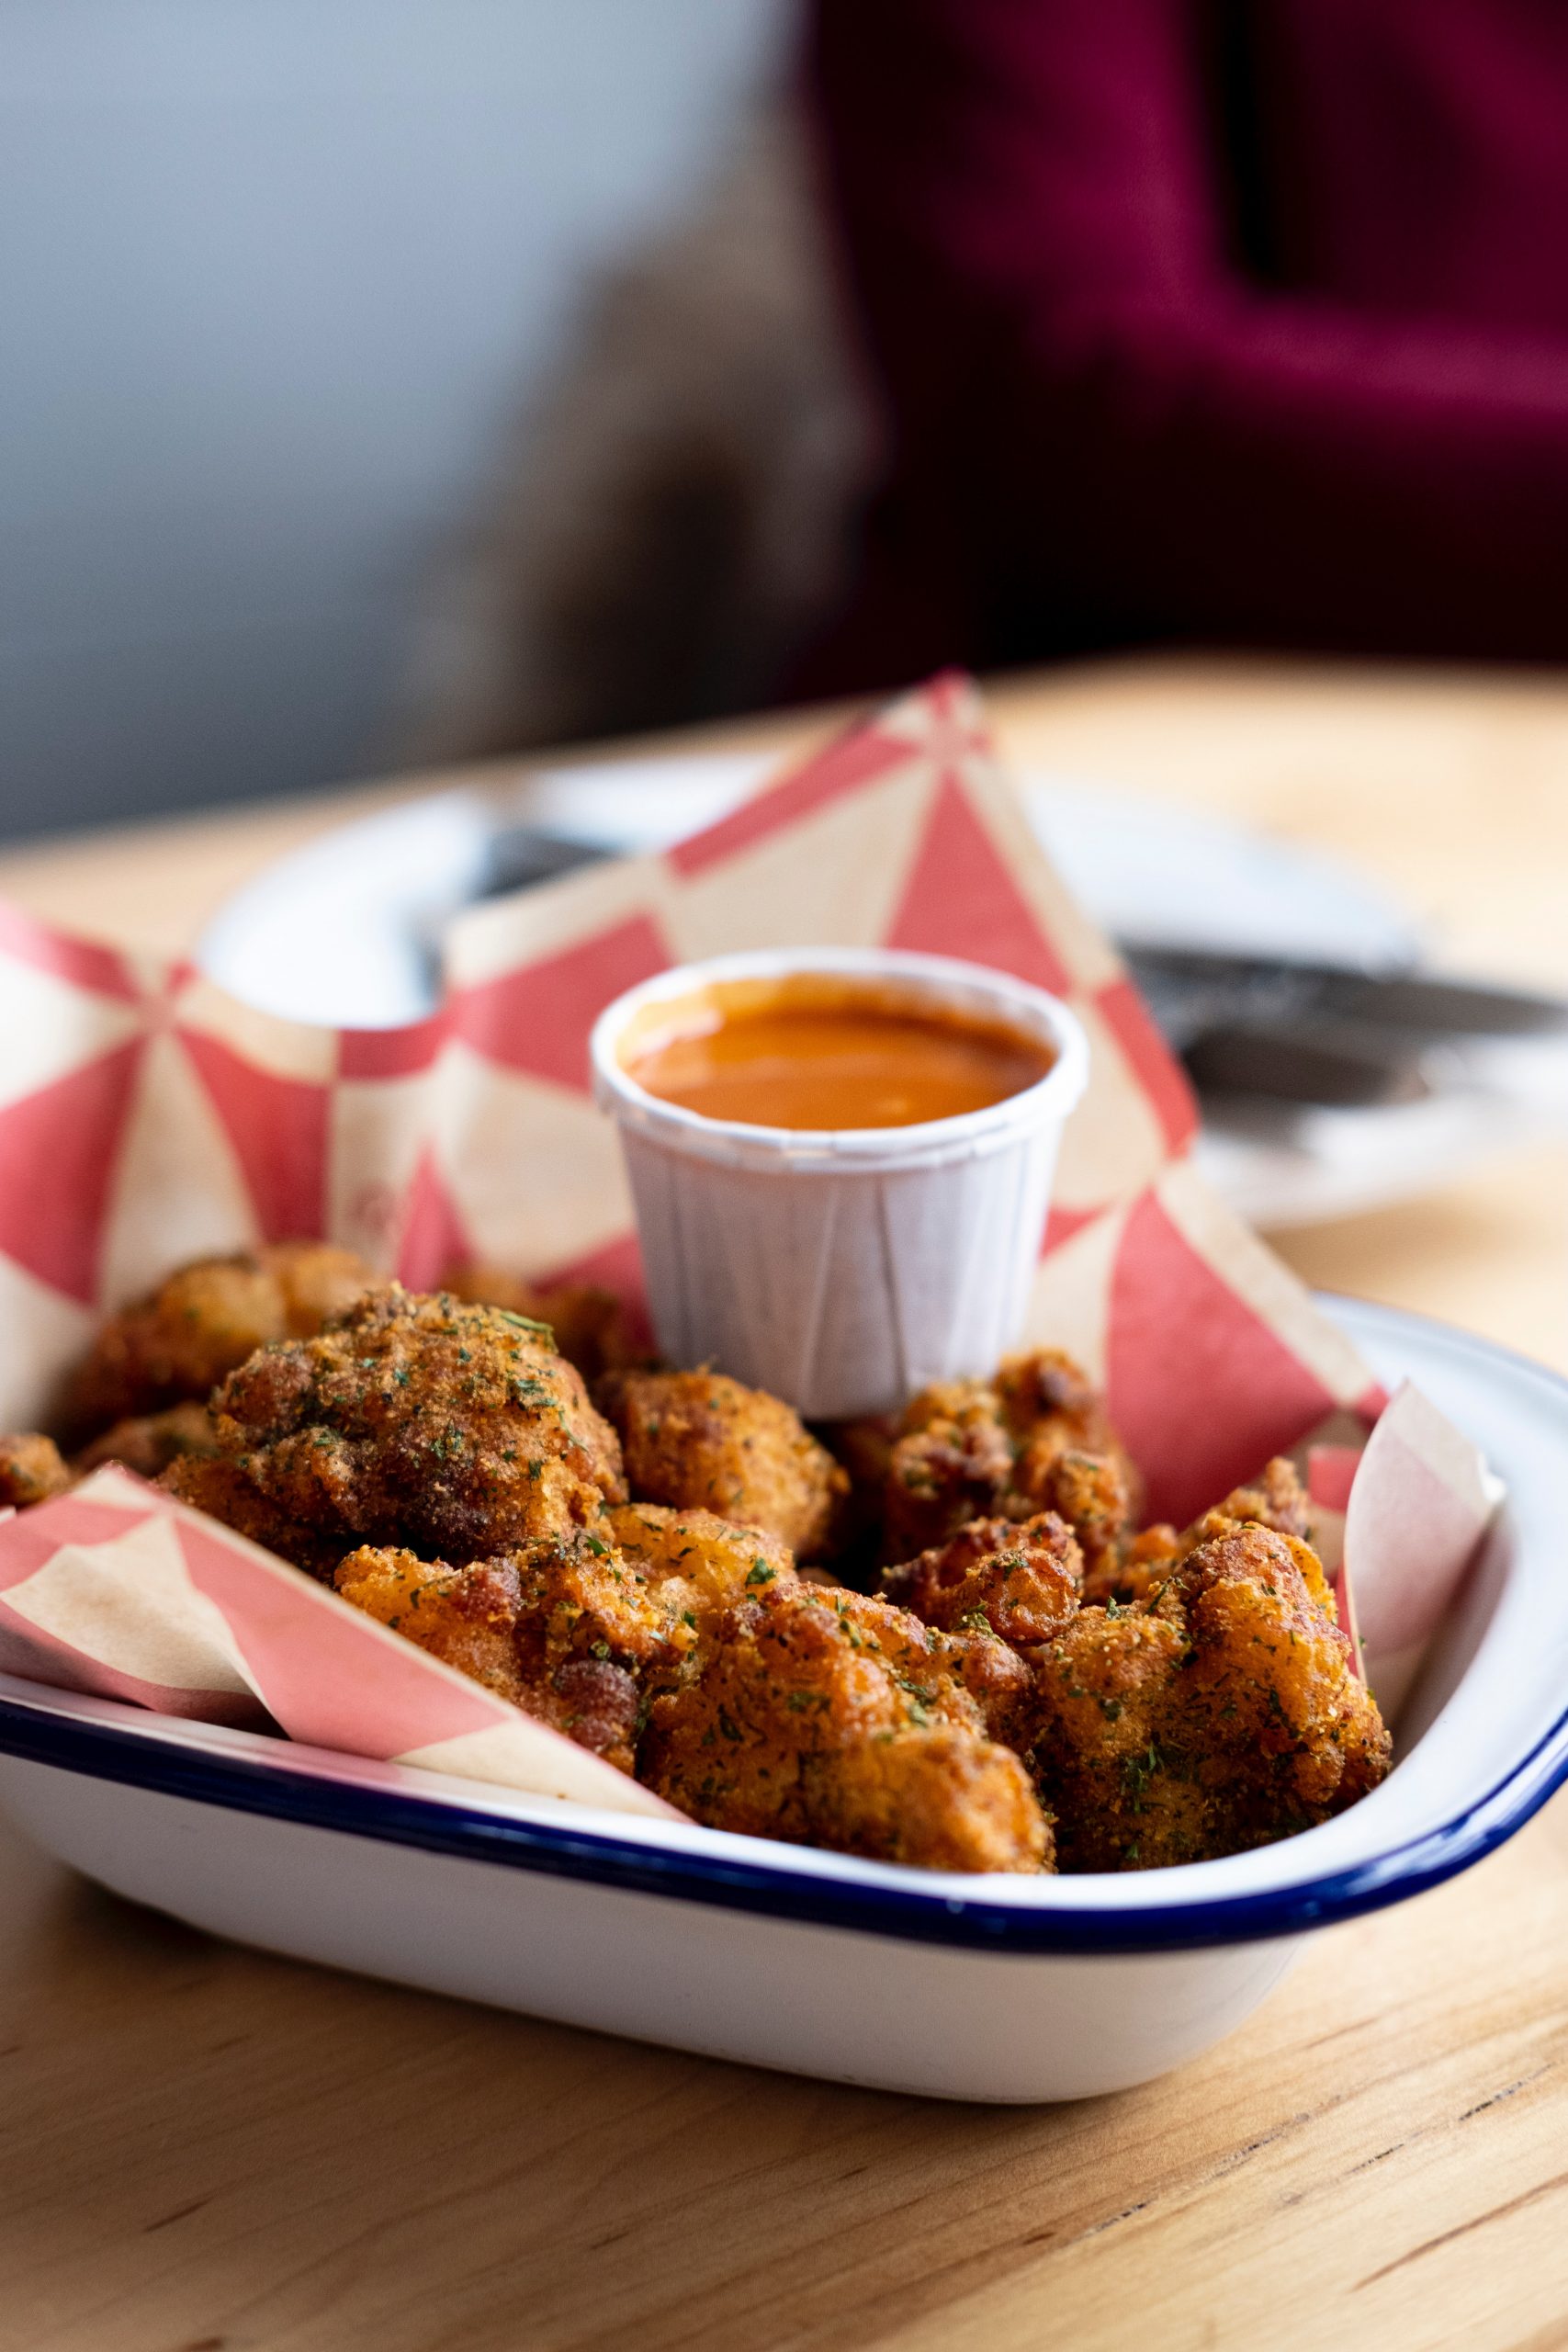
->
[[498, 1308, 556, 1341]]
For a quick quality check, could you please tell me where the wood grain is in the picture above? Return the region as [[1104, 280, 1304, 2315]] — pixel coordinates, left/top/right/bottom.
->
[[0, 656, 1565, 2352]]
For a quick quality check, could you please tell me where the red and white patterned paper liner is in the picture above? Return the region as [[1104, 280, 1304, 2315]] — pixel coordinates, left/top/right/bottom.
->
[[0, 671, 1500, 1795], [0, 672, 1374, 1522], [0, 1465, 677, 1816]]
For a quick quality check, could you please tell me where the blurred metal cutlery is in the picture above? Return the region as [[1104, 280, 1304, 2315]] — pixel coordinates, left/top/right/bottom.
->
[[1125, 946, 1568, 1108]]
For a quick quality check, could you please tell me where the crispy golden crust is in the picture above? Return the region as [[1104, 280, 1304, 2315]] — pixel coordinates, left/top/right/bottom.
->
[[333, 1535, 689, 1774], [161, 1453, 348, 1582], [641, 1579, 1050, 1872], [884, 1349, 1140, 1567], [882, 1511, 1082, 1648], [1020, 1449, 1135, 1599], [123, 1280, 1387, 1879], [604, 1500, 795, 1607], [75, 1401, 220, 1479], [597, 1369, 849, 1561], [995, 1350, 1118, 1450], [0, 1432, 73, 1509], [441, 1264, 649, 1385], [66, 1242, 377, 1437], [883, 1381, 1015, 1562], [1092, 1455, 1314, 1606], [159, 1286, 626, 1574], [329, 1494, 1042, 1863], [1033, 1521, 1390, 1871], [1188, 1456, 1314, 1549]]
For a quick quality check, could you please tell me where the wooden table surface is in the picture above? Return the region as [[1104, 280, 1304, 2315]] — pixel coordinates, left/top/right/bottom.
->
[[2, 654, 1565, 2352]]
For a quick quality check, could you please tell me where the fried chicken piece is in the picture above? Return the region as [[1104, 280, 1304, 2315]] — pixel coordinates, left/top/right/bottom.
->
[[1100, 1456, 1314, 1606], [1112, 1524, 1185, 1607], [597, 1368, 849, 1562], [884, 1348, 1140, 1567], [641, 1578, 1049, 1871], [1033, 1521, 1390, 1871], [76, 1401, 220, 1479], [1192, 1457, 1314, 1548], [334, 1532, 691, 1774], [162, 1453, 351, 1582], [605, 1501, 796, 1610], [883, 1382, 1016, 1563], [803, 1582, 1041, 1753], [66, 1242, 377, 1437], [1030, 1451, 1137, 1601], [160, 1286, 626, 1579], [441, 1263, 649, 1385], [882, 1511, 1083, 1650], [997, 1346, 1122, 1449], [0, 1432, 73, 1509]]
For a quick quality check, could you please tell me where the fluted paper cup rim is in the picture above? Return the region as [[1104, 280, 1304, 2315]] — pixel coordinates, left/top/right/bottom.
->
[[590, 947, 1089, 1175]]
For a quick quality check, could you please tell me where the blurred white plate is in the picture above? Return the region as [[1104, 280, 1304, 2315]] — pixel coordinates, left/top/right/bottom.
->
[[200, 752, 1540, 1230]]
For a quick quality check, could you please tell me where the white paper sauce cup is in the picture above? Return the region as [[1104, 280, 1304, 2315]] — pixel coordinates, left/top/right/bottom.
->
[[590, 948, 1089, 1419]]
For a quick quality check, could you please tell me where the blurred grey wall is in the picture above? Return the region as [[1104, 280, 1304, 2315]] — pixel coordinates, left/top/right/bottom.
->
[[0, 0, 790, 839]]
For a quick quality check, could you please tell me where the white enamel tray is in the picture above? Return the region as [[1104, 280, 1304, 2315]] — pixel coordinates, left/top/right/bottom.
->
[[1, 1297, 1563, 2103]]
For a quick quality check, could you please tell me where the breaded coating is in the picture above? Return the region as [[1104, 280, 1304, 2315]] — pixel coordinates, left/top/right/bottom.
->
[[1028, 1451, 1135, 1601], [331, 1491, 1041, 1865], [883, 1380, 1016, 1562], [1112, 1523, 1186, 1607], [160, 1286, 626, 1579], [1033, 1521, 1390, 1871], [996, 1349, 1123, 1458], [0, 1432, 73, 1509], [441, 1263, 648, 1385], [1100, 1456, 1314, 1606], [67, 1242, 376, 1436], [884, 1348, 1139, 1566], [1191, 1456, 1314, 1548], [642, 1578, 1049, 1872], [334, 1532, 692, 1774], [605, 1501, 795, 1609], [882, 1511, 1082, 1650], [76, 1401, 220, 1479], [598, 1368, 849, 1562], [162, 1453, 350, 1582]]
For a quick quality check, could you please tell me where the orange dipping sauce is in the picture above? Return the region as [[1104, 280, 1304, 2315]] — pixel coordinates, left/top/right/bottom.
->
[[620, 975, 1054, 1132]]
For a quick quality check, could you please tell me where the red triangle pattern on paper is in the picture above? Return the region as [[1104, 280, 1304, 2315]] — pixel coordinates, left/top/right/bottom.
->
[[0, 1601, 265, 1723], [0, 1489, 158, 1589], [667, 718, 912, 878], [179, 1032, 330, 1244], [174, 1515, 502, 1755], [1090, 976, 1199, 1156], [396, 1148, 474, 1290], [0, 1042, 143, 1304], [1042, 1201, 1102, 1255], [451, 913, 671, 1093], [0, 900, 141, 1003], [910, 669, 994, 765], [1105, 1190, 1337, 1524], [339, 1011, 448, 1082], [886, 775, 1075, 996]]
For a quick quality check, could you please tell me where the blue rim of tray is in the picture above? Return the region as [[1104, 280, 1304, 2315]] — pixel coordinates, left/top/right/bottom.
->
[[0, 1300, 1563, 1955], [0, 1676, 1564, 1953]]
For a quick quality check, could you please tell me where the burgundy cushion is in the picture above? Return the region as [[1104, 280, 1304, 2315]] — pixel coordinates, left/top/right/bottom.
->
[[800, 0, 1568, 680]]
